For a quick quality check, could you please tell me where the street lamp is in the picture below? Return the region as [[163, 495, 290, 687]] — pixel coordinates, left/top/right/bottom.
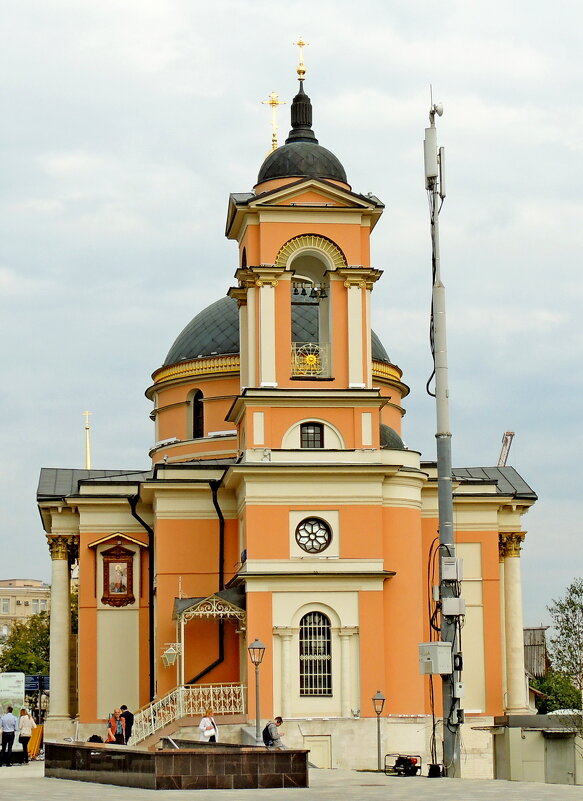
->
[[372, 690, 386, 771], [247, 638, 266, 743]]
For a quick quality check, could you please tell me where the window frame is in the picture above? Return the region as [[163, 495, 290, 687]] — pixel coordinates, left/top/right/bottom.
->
[[300, 422, 324, 449]]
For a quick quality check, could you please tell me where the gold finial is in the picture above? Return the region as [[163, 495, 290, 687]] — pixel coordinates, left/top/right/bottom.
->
[[294, 37, 309, 81], [262, 91, 286, 152], [83, 410, 92, 469]]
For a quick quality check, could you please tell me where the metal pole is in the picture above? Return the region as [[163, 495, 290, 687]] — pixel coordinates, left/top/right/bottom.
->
[[425, 106, 461, 777], [255, 663, 261, 742], [376, 714, 382, 771]]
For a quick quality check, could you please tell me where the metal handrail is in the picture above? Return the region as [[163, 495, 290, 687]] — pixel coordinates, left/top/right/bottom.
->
[[131, 683, 247, 744]]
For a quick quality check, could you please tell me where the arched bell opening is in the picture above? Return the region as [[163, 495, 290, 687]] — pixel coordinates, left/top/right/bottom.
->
[[289, 251, 331, 378]]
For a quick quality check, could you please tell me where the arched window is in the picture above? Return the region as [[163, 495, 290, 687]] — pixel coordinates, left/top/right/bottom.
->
[[300, 422, 324, 449], [192, 390, 204, 439], [299, 611, 332, 696]]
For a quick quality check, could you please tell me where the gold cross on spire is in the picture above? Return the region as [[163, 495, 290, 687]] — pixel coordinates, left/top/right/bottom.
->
[[294, 37, 309, 81], [262, 91, 286, 152]]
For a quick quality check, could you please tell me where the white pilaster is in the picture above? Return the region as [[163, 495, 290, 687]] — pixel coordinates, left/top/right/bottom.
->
[[258, 282, 277, 387], [339, 627, 357, 717], [346, 283, 364, 387], [274, 628, 293, 718]]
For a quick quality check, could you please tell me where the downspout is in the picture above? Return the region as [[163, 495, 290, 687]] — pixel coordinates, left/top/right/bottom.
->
[[128, 493, 156, 702], [188, 474, 227, 684]]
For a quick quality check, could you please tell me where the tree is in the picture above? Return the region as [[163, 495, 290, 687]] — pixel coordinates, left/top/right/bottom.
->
[[532, 671, 582, 714], [0, 611, 50, 674], [547, 578, 583, 702]]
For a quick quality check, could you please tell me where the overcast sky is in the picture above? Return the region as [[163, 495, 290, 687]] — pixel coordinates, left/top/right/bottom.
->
[[1, 1, 581, 626]]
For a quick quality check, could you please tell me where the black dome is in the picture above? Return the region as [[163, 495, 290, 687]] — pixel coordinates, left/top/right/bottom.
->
[[163, 296, 391, 367], [380, 424, 405, 450], [257, 141, 347, 184], [257, 80, 347, 186]]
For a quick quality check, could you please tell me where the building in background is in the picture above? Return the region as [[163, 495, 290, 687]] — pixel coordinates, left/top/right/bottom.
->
[[37, 65, 537, 775], [0, 579, 50, 646]]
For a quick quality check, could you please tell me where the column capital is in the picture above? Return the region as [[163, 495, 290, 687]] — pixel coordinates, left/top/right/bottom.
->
[[338, 626, 359, 638], [500, 532, 525, 558], [272, 626, 294, 638], [47, 535, 76, 561]]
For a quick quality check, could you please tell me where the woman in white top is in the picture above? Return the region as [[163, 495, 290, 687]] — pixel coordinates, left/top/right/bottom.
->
[[198, 709, 219, 743], [18, 709, 36, 763]]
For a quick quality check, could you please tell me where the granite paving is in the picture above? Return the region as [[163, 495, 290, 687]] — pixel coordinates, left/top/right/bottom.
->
[[1, 761, 583, 800]]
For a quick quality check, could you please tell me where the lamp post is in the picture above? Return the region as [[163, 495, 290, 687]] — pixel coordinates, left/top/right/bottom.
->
[[248, 638, 266, 743], [372, 690, 386, 771]]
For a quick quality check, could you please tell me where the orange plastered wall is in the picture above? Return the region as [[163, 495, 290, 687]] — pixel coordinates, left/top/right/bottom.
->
[[155, 376, 239, 442], [258, 222, 367, 266], [178, 619, 241, 690], [240, 223, 260, 264], [358, 590, 386, 711], [253, 177, 351, 196], [245, 591, 274, 717], [245, 506, 289, 560], [223, 517, 241, 581], [259, 405, 358, 449], [340, 506, 383, 558], [382, 507, 426, 713], [379, 389, 404, 434]]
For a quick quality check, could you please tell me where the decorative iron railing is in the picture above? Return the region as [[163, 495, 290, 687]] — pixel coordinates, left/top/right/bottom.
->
[[291, 342, 330, 377], [131, 683, 247, 744]]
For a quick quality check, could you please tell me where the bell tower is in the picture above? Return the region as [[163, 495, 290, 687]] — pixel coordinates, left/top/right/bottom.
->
[[226, 59, 406, 456]]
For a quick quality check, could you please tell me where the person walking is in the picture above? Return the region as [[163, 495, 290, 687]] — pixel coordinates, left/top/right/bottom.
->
[[0, 706, 19, 766], [105, 708, 126, 744], [265, 716, 285, 749], [198, 709, 219, 743], [18, 709, 36, 763], [120, 705, 134, 743]]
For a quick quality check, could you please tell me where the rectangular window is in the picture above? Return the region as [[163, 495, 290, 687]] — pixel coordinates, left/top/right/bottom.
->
[[301, 423, 324, 449], [40, 599, 47, 611], [0, 598, 9, 614], [32, 599, 39, 614]]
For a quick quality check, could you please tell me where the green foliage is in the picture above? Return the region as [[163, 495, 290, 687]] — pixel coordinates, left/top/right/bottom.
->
[[0, 611, 50, 674], [532, 671, 582, 714], [547, 578, 583, 695]]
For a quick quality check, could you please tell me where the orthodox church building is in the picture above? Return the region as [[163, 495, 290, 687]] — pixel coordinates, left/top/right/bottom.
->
[[37, 64, 536, 774]]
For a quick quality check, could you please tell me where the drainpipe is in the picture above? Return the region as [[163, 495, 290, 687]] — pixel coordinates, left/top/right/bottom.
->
[[128, 493, 155, 702], [188, 474, 227, 684]]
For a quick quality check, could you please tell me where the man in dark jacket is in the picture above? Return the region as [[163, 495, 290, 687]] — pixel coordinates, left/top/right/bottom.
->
[[120, 705, 134, 743]]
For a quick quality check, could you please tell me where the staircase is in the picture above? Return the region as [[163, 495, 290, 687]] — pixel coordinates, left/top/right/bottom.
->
[[132, 683, 246, 745]]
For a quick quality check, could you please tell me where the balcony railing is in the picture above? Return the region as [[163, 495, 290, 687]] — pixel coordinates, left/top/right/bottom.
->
[[131, 683, 246, 744], [291, 342, 330, 377]]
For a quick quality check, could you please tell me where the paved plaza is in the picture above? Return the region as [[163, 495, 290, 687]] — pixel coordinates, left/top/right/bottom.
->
[[1, 761, 582, 801]]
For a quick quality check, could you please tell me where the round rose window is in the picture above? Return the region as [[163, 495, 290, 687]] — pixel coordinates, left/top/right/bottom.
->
[[295, 517, 332, 554]]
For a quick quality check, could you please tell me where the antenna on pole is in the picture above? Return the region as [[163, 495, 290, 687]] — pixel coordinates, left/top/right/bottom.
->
[[83, 411, 92, 469], [423, 95, 463, 777]]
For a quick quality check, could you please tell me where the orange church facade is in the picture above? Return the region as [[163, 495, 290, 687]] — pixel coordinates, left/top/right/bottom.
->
[[38, 71, 536, 774]]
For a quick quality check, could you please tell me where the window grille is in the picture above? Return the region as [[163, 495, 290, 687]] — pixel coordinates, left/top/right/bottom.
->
[[300, 422, 324, 449], [299, 611, 332, 696]]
